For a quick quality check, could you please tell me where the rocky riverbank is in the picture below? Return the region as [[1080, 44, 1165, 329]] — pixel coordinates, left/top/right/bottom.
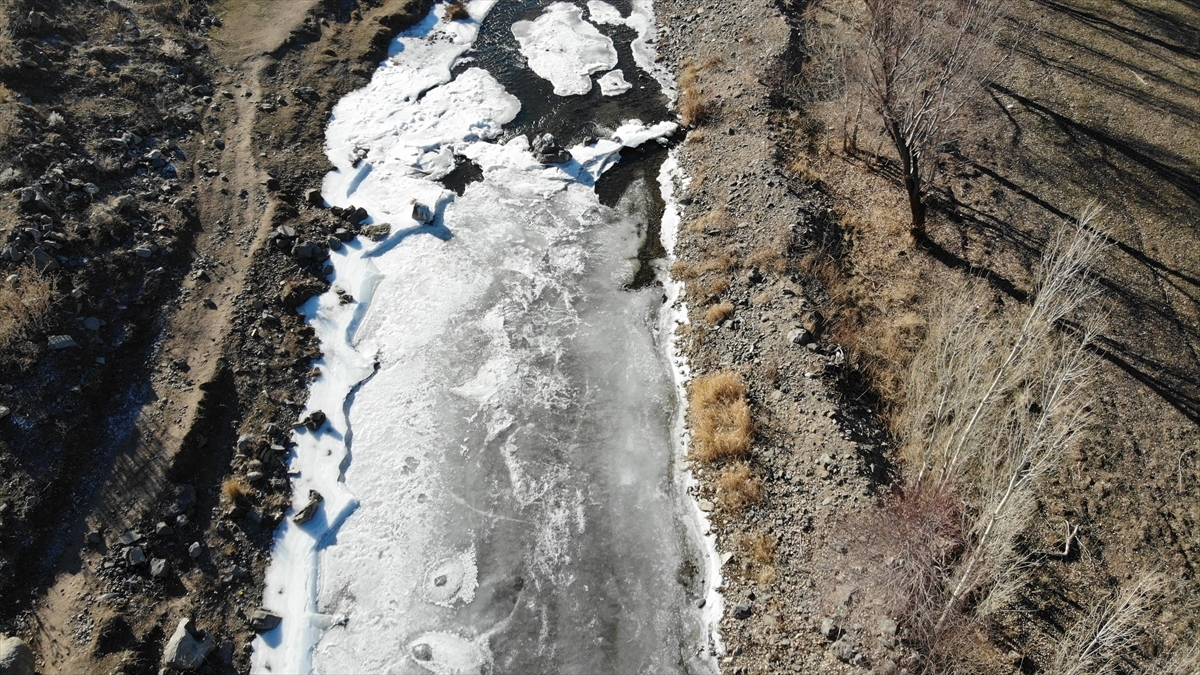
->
[[0, 0, 434, 672], [657, 1, 908, 673]]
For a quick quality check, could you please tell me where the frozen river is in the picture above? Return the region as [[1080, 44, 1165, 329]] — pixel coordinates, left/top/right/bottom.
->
[[252, 1, 720, 672]]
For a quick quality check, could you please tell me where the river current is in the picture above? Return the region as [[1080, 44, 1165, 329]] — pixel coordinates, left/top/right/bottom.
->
[[251, 1, 720, 673]]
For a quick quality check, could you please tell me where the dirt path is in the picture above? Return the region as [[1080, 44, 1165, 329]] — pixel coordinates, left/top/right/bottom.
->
[[30, 3, 318, 672]]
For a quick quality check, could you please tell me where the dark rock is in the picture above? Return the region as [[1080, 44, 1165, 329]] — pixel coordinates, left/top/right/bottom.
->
[[327, 236, 342, 251], [212, 138, 225, 150], [249, 609, 281, 632], [302, 410, 327, 431], [305, 188, 324, 205], [30, 245, 59, 272], [731, 604, 752, 620], [126, 546, 145, 565], [188, 542, 202, 558], [412, 643, 432, 661], [830, 636, 859, 663], [292, 490, 323, 525], [292, 240, 319, 258], [532, 133, 570, 163], [820, 617, 839, 640], [155, 522, 173, 536]]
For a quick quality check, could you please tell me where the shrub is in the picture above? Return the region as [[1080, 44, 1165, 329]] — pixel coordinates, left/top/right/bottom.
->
[[688, 371, 753, 463], [0, 266, 54, 350]]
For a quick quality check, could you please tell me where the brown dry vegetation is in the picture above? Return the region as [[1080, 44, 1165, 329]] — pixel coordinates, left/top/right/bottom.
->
[[715, 461, 763, 511], [705, 301, 734, 324], [787, 0, 1200, 670], [688, 371, 753, 463], [0, 265, 53, 351], [678, 57, 715, 127], [443, 0, 469, 21]]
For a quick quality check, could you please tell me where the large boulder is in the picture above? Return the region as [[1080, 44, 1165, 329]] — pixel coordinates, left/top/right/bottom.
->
[[0, 636, 33, 675], [162, 618, 214, 671]]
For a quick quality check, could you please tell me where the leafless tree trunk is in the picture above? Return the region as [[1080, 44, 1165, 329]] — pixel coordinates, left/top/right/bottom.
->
[[852, 0, 1009, 238]]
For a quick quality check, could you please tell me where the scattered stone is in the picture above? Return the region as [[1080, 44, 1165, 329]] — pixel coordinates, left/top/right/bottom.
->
[[698, 499, 714, 512], [246, 471, 264, 483], [211, 138, 225, 150], [30, 246, 59, 272], [236, 433, 256, 452], [731, 604, 752, 620], [0, 635, 34, 675], [411, 202, 434, 224], [126, 546, 145, 565], [155, 521, 173, 536], [134, 245, 153, 258], [0, 406, 8, 421], [188, 542, 202, 558], [327, 236, 343, 251], [787, 328, 812, 346], [249, 609, 281, 632], [83, 317, 101, 331], [830, 636, 859, 663], [292, 490, 323, 525], [820, 617, 839, 640], [162, 619, 214, 671], [360, 223, 390, 241], [48, 334, 78, 350], [85, 530, 102, 545], [117, 530, 142, 545], [878, 616, 898, 637], [305, 188, 323, 205], [412, 643, 433, 661], [150, 558, 168, 578], [301, 410, 326, 431], [292, 240, 319, 258], [532, 133, 570, 163]]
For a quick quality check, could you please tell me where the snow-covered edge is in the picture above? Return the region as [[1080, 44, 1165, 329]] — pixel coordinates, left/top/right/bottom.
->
[[657, 151, 724, 662]]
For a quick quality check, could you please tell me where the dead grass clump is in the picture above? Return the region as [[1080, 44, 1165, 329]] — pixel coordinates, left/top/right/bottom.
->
[[688, 371, 753, 463], [736, 529, 778, 587], [99, 11, 126, 38], [221, 476, 251, 503], [0, 265, 54, 350], [687, 209, 732, 234], [716, 461, 763, 511], [748, 245, 788, 275], [705, 302, 734, 325], [678, 58, 712, 127], [443, 0, 470, 21]]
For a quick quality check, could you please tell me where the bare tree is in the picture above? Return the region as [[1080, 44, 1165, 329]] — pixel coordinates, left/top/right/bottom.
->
[[847, 0, 1009, 237]]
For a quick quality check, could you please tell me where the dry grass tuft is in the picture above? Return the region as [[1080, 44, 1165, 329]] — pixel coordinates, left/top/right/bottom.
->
[[0, 265, 54, 350], [705, 301, 734, 325], [688, 371, 753, 463], [687, 209, 732, 234], [678, 58, 713, 127], [748, 245, 788, 275], [221, 476, 251, 503], [444, 0, 470, 21], [716, 461, 763, 511]]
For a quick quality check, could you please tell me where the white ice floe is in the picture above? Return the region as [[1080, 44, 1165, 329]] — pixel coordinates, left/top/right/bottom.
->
[[586, 0, 624, 25], [511, 2, 617, 96], [598, 68, 632, 96]]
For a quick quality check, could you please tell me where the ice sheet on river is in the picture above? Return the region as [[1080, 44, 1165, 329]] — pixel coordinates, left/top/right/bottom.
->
[[252, 0, 714, 673], [511, 2, 617, 96]]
